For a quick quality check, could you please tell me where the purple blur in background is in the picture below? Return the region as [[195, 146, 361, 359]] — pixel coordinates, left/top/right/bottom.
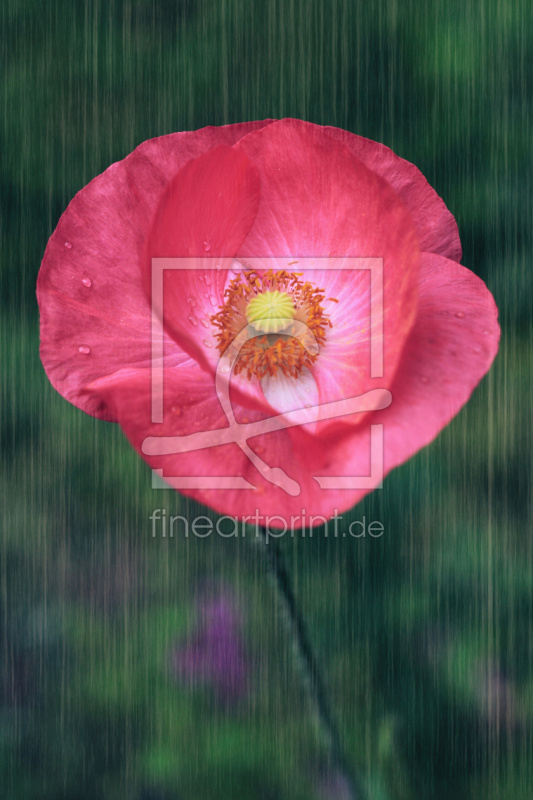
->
[[171, 588, 249, 706]]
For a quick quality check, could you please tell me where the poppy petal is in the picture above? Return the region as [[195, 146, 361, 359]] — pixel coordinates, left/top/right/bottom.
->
[[322, 122, 462, 262], [261, 368, 320, 426], [140, 144, 260, 375], [38, 121, 273, 420], [235, 119, 420, 403], [85, 364, 302, 506], [310, 252, 500, 510]]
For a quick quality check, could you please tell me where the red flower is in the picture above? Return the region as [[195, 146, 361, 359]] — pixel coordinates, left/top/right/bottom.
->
[[37, 119, 499, 524]]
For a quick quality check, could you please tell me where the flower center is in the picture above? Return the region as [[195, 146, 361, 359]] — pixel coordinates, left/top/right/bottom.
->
[[245, 290, 296, 333], [210, 269, 334, 380]]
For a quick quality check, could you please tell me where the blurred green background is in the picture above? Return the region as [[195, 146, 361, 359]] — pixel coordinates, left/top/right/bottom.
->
[[1, 0, 532, 798]]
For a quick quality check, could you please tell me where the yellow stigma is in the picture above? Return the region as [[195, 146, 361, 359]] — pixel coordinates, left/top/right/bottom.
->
[[245, 290, 296, 333]]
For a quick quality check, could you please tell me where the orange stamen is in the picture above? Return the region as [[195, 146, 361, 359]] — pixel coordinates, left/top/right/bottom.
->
[[210, 269, 334, 380]]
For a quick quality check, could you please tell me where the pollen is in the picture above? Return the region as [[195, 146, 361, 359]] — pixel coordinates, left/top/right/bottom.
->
[[210, 269, 333, 380]]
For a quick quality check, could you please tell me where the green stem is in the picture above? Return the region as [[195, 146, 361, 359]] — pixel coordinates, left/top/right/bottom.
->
[[256, 529, 364, 800]]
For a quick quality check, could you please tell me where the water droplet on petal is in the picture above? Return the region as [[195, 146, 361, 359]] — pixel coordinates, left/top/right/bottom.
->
[[200, 317, 210, 328], [242, 416, 250, 424], [455, 311, 465, 319], [204, 272, 211, 286], [81, 278, 92, 288], [203, 241, 211, 253], [473, 345, 482, 353], [78, 345, 91, 355], [202, 338, 213, 348], [171, 405, 182, 416], [209, 295, 217, 307], [188, 314, 198, 327], [187, 296, 197, 307], [483, 329, 490, 335], [255, 445, 265, 455], [64, 241, 72, 249]]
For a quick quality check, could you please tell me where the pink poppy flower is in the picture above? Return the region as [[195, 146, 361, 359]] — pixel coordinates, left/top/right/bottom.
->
[[37, 119, 499, 524]]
